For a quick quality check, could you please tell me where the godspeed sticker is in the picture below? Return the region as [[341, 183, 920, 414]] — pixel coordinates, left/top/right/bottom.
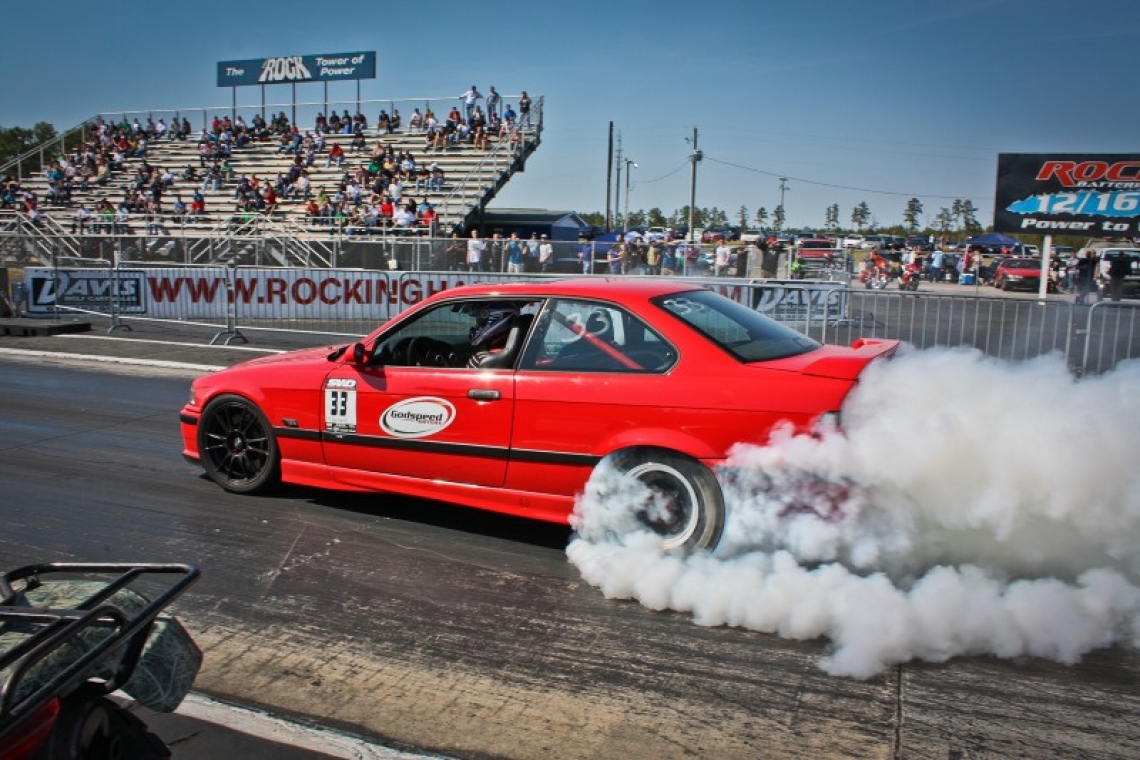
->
[[380, 397, 456, 438]]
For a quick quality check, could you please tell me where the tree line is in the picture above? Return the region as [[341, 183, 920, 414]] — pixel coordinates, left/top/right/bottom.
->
[[583, 196, 986, 238], [0, 123, 63, 174]]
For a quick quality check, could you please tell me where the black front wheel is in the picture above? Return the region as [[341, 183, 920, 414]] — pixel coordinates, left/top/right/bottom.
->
[[198, 394, 280, 494], [608, 449, 725, 552]]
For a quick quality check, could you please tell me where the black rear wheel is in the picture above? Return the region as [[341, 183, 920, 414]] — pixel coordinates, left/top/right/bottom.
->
[[198, 394, 280, 494]]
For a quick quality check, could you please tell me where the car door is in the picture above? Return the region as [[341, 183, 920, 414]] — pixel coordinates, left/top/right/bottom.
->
[[320, 300, 524, 488], [505, 298, 680, 498], [321, 363, 514, 487]]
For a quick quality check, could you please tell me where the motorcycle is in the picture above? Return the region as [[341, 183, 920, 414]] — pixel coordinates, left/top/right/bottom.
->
[[859, 264, 890, 290], [898, 263, 921, 291], [0, 562, 201, 760]]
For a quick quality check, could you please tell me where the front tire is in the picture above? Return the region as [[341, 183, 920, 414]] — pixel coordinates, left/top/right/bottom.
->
[[198, 394, 280, 494], [609, 449, 725, 552]]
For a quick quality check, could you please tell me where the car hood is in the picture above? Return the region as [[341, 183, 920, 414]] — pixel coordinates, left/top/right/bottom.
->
[[233, 344, 344, 369], [757, 338, 899, 380]]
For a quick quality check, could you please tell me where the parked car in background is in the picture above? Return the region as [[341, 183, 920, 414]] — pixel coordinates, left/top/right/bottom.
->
[[740, 229, 765, 243], [1096, 248, 1140, 299], [992, 257, 1049, 292], [860, 234, 906, 250], [794, 238, 847, 278], [842, 234, 865, 248]]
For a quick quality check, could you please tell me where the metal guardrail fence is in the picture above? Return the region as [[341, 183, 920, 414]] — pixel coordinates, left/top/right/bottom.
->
[[9, 261, 1139, 375]]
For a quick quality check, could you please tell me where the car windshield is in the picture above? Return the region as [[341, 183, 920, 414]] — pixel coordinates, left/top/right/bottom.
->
[[1004, 258, 1039, 268], [653, 288, 820, 362]]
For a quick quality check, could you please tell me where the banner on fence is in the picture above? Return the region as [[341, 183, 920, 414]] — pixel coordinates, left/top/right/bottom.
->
[[24, 268, 849, 325], [712, 279, 847, 322]]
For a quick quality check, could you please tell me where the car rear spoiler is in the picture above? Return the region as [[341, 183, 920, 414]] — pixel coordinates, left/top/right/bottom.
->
[[801, 338, 900, 380]]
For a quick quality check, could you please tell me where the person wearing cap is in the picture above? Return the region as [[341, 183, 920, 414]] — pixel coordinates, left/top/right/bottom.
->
[[538, 234, 554, 273]]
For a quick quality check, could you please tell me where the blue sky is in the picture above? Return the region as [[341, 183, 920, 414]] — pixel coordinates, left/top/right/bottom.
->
[[5, 0, 1137, 231]]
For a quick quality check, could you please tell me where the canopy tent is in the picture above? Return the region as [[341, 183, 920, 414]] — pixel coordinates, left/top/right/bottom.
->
[[965, 232, 1021, 247]]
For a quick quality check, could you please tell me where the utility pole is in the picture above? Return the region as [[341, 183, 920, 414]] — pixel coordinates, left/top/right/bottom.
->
[[605, 122, 614, 232], [614, 134, 624, 233], [778, 177, 789, 230], [623, 158, 637, 234], [687, 127, 701, 244]]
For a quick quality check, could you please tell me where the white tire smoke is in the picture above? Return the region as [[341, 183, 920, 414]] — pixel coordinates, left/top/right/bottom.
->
[[568, 348, 1140, 678]]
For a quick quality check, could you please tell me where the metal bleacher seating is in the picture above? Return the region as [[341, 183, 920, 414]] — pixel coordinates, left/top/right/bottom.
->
[[1, 99, 542, 267]]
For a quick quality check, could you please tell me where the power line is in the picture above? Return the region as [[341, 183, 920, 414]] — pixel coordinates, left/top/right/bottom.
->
[[703, 155, 993, 202], [627, 160, 689, 185]]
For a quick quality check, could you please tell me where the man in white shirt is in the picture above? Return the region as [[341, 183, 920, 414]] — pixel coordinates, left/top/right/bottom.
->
[[460, 85, 482, 121], [538, 234, 554, 273], [466, 230, 485, 272], [714, 242, 732, 277]]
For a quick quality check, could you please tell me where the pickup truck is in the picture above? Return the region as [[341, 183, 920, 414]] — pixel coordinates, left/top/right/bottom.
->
[[793, 238, 847, 278]]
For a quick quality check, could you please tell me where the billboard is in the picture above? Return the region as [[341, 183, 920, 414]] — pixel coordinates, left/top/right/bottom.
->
[[995, 153, 1140, 236], [217, 51, 376, 87]]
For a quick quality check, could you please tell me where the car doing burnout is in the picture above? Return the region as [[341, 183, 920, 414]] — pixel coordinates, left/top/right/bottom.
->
[[180, 280, 898, 551]]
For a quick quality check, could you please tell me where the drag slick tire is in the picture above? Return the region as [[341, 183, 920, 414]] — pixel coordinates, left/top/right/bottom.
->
[[198, 394, 280, 494], [610, 449, 725, 552]]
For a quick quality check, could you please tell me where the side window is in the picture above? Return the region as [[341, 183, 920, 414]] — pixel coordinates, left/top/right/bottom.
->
[[521, 299, 677, 373], [372, 299, 541, 369], [372, 303, 475, 367]]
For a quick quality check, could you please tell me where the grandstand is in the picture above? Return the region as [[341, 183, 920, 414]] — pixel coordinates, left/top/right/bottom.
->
[[0, 96, 543, 269]]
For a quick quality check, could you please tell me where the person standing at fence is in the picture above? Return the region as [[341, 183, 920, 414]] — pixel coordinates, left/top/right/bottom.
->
[[929, 249, 944, 282], [480, 233, 499, 273], [466, 230, 485, 272], [506, 233, 525, 274], [578, 236, 595, 274], [714, 241, 732, 277], [734, 244, 750, 278], [645, 240, 661, 275], [1106, 254, 1131, 302], [538, 234, 554, 273], [525, 233, 541, 271], [607, 235, 625, 275], [1074, 250, 1098, 304], [445, 233, 466, 271], [461, 85, 483, 122]]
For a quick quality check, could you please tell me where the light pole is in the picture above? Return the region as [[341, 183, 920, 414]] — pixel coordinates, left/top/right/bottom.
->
[[687, 128, 701, 245], [623, 159, 637, 233]]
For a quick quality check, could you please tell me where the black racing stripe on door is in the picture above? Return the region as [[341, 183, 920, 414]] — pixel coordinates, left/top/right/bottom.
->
[[300, 427, 604, 467]]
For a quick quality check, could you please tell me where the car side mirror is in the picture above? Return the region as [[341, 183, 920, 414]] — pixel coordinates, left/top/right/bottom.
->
[[350, 342, 370, 365]]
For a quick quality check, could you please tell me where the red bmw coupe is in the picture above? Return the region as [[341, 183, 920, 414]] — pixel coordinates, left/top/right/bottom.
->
[[180, 279, 897, 551]]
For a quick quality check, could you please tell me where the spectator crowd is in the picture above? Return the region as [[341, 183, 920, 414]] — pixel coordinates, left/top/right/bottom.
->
[[2, 83, 535, 238]]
